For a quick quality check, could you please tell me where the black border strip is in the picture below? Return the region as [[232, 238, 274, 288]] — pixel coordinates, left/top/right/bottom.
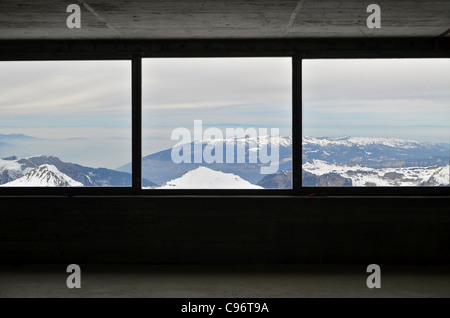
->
[[132, 56, 142, 192], [293, 56, 302, 195]]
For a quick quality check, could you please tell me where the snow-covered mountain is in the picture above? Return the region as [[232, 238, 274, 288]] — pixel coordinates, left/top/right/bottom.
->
[[303, 159, 449, 187], [303, 136, 434, 148], [301, 136, 449, 187], [116, 135, 450, 187], [3, 135, 445, 188], [1, 164, 83, 187], [303, 136, 449, 168], [157, 166, 263, 189], [0, 155, 156, 187], [119, 135, 293, 186], [0, 156, 27, 183]]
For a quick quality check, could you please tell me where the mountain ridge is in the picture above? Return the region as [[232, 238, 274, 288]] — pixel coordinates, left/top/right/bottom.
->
[[119, 136, 293, 185], [0, 155, 156, 187], [2, 164, 83, 187]]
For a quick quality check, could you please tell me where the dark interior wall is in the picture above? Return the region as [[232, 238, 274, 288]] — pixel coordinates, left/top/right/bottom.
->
[[0, 39, 449, 265], [0, 38, 449, 59], [1, 196, 450, 264]]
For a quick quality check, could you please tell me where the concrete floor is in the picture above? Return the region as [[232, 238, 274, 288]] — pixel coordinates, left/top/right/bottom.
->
[[1, 264, 449, 298]]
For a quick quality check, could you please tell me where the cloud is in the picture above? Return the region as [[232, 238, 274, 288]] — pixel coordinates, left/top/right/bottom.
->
[[142, 58, 291, 111], [308, 98, 449, 116], [0, 61, 131, 116], [302, 58, 450, 142], [303, 59, 450, 103]]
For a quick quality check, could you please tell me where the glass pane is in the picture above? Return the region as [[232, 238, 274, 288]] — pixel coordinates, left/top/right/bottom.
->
[[138, 58, 292, 189], [302, 59, 450, 187], [0, 61, 131, 187]]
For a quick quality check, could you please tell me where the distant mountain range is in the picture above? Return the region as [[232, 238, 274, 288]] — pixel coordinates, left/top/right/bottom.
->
[[1, 136, 448, 188], [118, 136, 293, 186], [0, 155, 156, 187], [303, 136, 449, 168], [0, 134, 39, 141], [300, 136, 449, 187], [302, 160, 449, 187], [118, 135, 449, 188]]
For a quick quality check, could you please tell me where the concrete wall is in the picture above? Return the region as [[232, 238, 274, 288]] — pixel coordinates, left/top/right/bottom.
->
[[0, 39, 449, 265], [1, 196, 449, 264]]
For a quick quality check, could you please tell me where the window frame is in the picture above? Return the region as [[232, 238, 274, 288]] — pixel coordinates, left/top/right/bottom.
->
[[300, 56, 450, 196], [139, 56, 296, 194], [0, 56, 135, 196], [0, 42, 448, 196], [0, 55, 297, 196]]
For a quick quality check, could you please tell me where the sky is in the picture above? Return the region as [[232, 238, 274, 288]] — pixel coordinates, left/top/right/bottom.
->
[[0, 60, 132, 169], [142, 58, 292, 155], [0, 58, 448, 170], [303, 58, 450, 143]]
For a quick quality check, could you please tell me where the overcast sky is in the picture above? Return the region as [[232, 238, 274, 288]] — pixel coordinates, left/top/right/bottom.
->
[[142, 58, 292, 155], [303, 58, 450, 143], [0, 60, 132, 169], [0, 58, 448, 169]]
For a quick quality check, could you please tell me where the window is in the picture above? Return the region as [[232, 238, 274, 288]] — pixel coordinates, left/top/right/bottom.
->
[[0, 53, 447, 194], [0, 61, 132, 187], [302, 59, 450, 187], [139, 58, 292, 189]]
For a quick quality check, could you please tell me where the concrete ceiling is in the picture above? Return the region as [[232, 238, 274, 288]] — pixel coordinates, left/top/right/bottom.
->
[[0, 0, 449, 40]]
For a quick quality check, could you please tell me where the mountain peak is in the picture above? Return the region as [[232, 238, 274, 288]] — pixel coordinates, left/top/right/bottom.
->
[[2, 164, 83, 187], [1, 155, 18, 161], [158, 166, 263, 189], [302, 136, 432, 148], [0, 133, 37, 140]]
